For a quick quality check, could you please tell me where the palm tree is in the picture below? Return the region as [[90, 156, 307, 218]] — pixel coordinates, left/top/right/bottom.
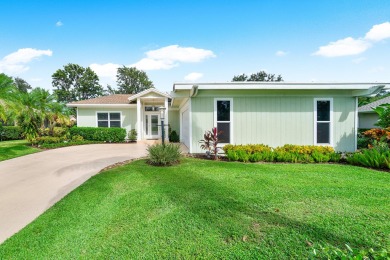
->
[[0, 73, 18, 123]]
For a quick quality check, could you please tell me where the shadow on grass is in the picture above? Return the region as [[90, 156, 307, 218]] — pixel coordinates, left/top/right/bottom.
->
[[0, 145, 38, 161], [141, 163, 377, 251]]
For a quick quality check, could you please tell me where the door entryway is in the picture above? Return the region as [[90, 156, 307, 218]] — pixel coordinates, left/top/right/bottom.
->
[[144, 113, 160, 139]]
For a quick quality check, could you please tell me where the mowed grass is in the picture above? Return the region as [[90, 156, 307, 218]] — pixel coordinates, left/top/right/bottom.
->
[[0, 140, 40, 161], [0, 158, 389, 258]]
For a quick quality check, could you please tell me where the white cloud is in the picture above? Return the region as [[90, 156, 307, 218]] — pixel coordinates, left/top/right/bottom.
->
[[131, 58, 176, 70], [312, 37, 371, 57], [89, 63, 119, 79], [275, 50, 287, 56], [90, 45, 215, 78], [56, 21, 63, 27], [370, 66, 385, 73], [184, 72, 203, 81], [0, 48, 52, 74], [365, 22, 390, 41]]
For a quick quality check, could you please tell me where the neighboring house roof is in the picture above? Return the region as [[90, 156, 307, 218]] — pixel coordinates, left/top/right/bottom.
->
[[359, 96, 390, 113], [67, 94, 133, 107]]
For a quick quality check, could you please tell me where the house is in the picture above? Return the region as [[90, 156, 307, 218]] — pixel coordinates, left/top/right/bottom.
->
[[67, 82, 388, 153], [358, 96, 390, 129]]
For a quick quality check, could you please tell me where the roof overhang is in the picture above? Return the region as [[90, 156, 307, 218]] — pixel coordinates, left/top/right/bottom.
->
[[67, 104, 136, 108], [128, 88, 171, 101]]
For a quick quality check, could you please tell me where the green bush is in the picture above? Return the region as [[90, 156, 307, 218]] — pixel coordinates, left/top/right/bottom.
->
[[0, 126, 23, 141], [70, 127, 126, 143], [32, 136, 62, 145], [147, 143, 181, 166], [128, 129, 137, 142], [71, 135, 84, 142], [52, 127, 69, 138], [346, 148, 390, 169], [223, 144, 340, 164], [169, 130, 180, 143], [309, 243, 389, 259]]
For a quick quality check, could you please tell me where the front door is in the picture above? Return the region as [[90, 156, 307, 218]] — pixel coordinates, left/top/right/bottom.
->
[[145, 114, 160, 139]]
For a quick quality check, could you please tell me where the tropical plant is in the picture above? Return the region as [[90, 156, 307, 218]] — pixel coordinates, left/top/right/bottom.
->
[[128, 129, 137, 142], [0, 73, 18, 122], [147, 143, 181, 166], [199, 127, 222, 160], [372, 103, 390, 128]]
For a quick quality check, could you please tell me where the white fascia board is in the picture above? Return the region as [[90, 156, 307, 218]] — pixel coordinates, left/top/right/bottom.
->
[[173, 82, 389, 91], [67, 104, 136, 108]]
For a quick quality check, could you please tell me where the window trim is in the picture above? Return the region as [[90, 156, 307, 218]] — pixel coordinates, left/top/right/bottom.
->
[[314, 98, 333, 146], [214, 98, 233, 144], [96, 111, 122, 128]]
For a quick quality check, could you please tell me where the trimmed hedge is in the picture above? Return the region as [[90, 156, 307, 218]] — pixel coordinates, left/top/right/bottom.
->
[[0, 126, 23, 141], [223, 144, 341, 163], [69, 127, 126, 143]]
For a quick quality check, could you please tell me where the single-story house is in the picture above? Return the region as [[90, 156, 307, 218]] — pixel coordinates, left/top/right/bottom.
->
[[358, 96, 390, 129], [67, 82, 388, 153]]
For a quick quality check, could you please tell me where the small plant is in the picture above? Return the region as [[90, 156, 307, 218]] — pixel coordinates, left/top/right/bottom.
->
[[71, 135, 84, 142], [128, 129, 137, 142], [309, 243, 389, 259], [199, 127, 222, 160], [169, 130, 180, 143], [147, 143, 181, 166]]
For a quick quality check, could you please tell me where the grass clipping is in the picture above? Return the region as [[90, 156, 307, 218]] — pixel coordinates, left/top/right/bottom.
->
[[147, 143, 182, 166]]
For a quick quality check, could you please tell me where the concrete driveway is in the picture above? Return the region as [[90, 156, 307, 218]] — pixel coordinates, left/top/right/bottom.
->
[[0, 143, 147, 244]]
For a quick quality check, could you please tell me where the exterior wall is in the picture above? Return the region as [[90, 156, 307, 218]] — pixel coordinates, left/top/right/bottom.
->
[[77, 107, 137, 135], [191, 92, 357, 153], [168, 109, 180, 136], [358, 113, 378, 129]]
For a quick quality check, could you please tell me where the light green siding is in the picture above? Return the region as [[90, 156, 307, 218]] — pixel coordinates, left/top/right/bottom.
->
[[77, 107, 137, 135], [191, 95, 357, 153], [358, 113, 378, 129], [168, 110, 180, 135]]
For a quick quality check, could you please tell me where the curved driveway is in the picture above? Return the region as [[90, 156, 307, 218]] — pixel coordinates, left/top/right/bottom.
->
[[0, 143, 147, 244]]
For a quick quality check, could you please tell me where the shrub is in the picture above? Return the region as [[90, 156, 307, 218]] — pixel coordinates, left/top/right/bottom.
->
[[71, 135, 84, 142], [309, 243, 389, 259], [70, 127, 126, 143], [147, 143, 181, 166], [199, 127, 222, 160], [128, 129, 137, 142], [169, 130, 180, 143], [223, 144, 272, 154], [346, 149, 390, 169], [0, 126, 23, 141], [52, 127, 69, 138], [32, 136, 61, 145]]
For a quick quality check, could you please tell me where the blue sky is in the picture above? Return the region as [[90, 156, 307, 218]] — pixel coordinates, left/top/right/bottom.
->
[[0, 0, 389, 92]]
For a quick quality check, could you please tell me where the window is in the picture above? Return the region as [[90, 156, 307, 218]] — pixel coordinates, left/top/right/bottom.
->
[[314, 99, 332, 145], [97, 112, 121, 128], [215, 99, 233, 143]]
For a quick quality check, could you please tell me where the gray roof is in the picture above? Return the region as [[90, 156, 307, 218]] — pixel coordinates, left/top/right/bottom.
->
[[359, 96, 390, 112]]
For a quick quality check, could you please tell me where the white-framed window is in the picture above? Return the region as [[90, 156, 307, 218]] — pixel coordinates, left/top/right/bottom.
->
[[214, 98, 233, 144], [314, 98, 333, 145], [97, 112, 121, 128]]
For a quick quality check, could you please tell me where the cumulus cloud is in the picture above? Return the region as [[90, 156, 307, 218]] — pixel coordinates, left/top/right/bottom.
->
[[365, 22, 390, 41], [56, 21, 63, 27], [275, 50, 287, 57], [91, 45, 215, 78], [313, 21, 389, 57], [312, 37, 371, 57], [184, 72, 203, 81], [0, 48, 52, 74], [89, 63, 119, 79]]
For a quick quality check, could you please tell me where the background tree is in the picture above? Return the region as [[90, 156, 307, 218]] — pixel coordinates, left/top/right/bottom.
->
[[0, 73, 18, 123], [52, 63, 104, 103], [14, 77, 32, 93], [116, 66, 153, 94], [232, 70, 283, 82]]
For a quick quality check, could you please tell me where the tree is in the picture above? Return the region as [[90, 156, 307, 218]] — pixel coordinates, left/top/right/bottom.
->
[[373, 104, 390, 128], [52, 63, 104, 103], [0, 73, 18, 122], [116, 66, 153, 94], [14, 77, 32, 93], [232, 70, 283, 82]]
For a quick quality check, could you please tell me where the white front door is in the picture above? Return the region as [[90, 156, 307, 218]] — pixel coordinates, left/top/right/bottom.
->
[[144, 113, 160, 139]]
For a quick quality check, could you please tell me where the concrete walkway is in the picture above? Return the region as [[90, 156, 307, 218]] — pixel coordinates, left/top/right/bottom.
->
[[0, 143, 147, 244]]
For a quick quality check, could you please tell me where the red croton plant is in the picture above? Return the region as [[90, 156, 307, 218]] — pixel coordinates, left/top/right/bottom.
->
[[362, 128, 390, 148], [199, 127, 223, 160]]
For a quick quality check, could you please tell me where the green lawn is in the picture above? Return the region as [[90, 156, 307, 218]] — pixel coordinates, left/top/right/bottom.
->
[[0, 140, 40, 161], [0, 159, 389, 258]]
